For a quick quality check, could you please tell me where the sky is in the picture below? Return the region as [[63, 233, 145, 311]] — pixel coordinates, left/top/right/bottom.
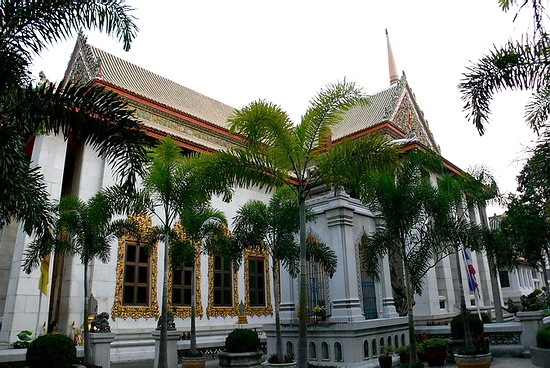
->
[[31, 0, 539, 215]]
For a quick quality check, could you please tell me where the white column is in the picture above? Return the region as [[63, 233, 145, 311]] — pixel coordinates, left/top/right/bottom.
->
[[323, 191, 363, 323], [0, 135, 67, 343], [379, 254, 399, 318]]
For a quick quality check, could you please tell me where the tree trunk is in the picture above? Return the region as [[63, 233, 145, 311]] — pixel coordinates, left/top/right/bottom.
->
[[190, 259, 197, 354], [297, 196, 308, 368], [402, 255, 418, 366], [158, 229, 170, 368], [83, 261, 91, 366], [487, 253, 504, 322], [455, 246, 474, 352], [273, 261, 284, 361], [478, 206, 503, 322]]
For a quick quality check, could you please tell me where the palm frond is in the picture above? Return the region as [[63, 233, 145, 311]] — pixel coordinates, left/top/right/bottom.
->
[[229, 100, 298, 162], [317, 134, 399, 191], [306, 235, 337, 278], [202, 148, 289, 193], [525, 86, 550, 133], [298, 80, 368, 157], [0, 125, 54, 234], [460, 38, 550, 134], [4, 83, 152, 189]]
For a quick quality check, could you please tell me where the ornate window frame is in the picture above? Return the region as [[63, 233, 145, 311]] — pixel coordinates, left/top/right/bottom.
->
[[206, 254, 239, 318], [244, 248, 273, 317], [112, 215, 159, 320]]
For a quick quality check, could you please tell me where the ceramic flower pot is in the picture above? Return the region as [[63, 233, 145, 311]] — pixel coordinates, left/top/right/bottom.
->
[[454, 352, 492, 368]]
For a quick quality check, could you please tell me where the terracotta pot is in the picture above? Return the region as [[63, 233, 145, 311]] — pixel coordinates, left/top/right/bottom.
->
[[454, 352, 492, 368], [399, 353, 410, 364], [424, 349, 447, 367], [181, 356, 206, 368]]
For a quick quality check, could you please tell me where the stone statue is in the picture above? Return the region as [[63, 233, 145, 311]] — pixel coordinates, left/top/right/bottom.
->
[[71, 321, 84, 345], [88, 293, 98, 317], [157, 310, 176, 330], [90, 312, 111, 332]]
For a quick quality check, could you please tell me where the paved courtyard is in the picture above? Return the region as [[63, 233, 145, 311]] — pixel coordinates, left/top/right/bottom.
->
[[111, 356, 539, 368]]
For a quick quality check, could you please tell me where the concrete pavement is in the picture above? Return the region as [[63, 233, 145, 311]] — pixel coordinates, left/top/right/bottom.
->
[[112, 356, 540, 367]]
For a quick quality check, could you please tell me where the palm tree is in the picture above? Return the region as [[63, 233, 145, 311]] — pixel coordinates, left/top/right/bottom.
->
[[22, 192, 120, 366], [354, 150, 455, 366], [459, 0, 549, 135], [230, 187, 337, 362], [173, 204, 230, 356], [203, 80, 398, 368], [108, 136, 230, 368], [0, 0, 150, 239]]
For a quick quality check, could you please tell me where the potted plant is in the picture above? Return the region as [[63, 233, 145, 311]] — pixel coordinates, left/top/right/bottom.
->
[[531, 327, 550, 367], [451, 312, 491, 368], [181, 350, 206, 368], [378, 345, 394, 368], [397, 345, 410, 364], [266, 353, 296, 368], [12, 330, 32, 349], [311, 305, 326, 322], [218, 329, 263, 368], [421, 338, 448, 367]]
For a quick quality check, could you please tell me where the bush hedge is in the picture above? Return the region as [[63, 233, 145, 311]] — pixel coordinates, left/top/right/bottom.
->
[[26, 333, 76, 368], [225, 328, 260, 353], [537, 328, 550, 348], [450, 312, 484, 339]]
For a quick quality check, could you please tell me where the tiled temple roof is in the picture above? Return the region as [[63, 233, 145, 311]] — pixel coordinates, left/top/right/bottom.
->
[[331, 84, 400, 140], [84, 43, 236, 130]]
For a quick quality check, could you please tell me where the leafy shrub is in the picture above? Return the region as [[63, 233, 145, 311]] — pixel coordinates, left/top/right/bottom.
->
[[26, 334, 76, 368], [380, 345, 395, 356], [12, 330, 32, 349], [225, 328, 260, 353], [421, 338, 448, 351], [537, 328, 550, 348], [396, 345, 410, 356], [450, 312, 484, 339], [268, 353, 295, 363]]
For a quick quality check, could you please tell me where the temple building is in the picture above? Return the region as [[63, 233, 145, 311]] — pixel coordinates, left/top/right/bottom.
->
[[0, 33, 501, 365]]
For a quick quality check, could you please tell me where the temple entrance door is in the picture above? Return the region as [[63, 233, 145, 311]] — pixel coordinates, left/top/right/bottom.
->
[[360, 250, 377, 319]]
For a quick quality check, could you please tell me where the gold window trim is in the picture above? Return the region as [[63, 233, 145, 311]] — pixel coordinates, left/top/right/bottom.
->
[[112, 215, 159, 320], [206, 254, 239, 318], [244, 248, 273, 317]]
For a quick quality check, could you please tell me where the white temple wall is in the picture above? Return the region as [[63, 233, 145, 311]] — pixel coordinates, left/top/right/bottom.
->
[[0, 134, 67, 344], [0, 223, 18, 319]]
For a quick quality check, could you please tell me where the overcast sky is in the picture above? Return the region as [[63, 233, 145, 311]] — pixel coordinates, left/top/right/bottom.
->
[[31, 0, 539, 215]]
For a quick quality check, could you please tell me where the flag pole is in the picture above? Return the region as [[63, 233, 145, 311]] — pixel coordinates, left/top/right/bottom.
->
[[35, 289, 43, 337]]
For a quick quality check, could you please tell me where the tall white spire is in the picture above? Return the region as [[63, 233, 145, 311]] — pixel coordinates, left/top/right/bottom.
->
[[386, 29, 399, 85]]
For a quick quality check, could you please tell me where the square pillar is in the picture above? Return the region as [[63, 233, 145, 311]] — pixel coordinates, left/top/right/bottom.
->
[[517, 310, 544, 349], [152, 329, 180, 368], [89, 332, 115, 368]]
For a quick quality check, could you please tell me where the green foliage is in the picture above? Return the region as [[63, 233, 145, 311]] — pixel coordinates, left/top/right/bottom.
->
[[12, 330, 32, 349], [26, 334, 76, 368], [0, 0, 148, 238], [380, 345, 395, 356], [460, 0, 549, 135], [536, 328, 550, 348], [358, 150, 453, 295], [224, 329, 261, 353], [420, 338, 448, 351], [450, 313, 484, 339], [267, 353, 295, 363], [397, 345, 410, 356], [203, 80, 398, 366]]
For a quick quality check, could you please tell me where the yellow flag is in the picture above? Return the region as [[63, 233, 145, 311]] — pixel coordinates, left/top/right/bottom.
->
[[38, 254, 50, 295]]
